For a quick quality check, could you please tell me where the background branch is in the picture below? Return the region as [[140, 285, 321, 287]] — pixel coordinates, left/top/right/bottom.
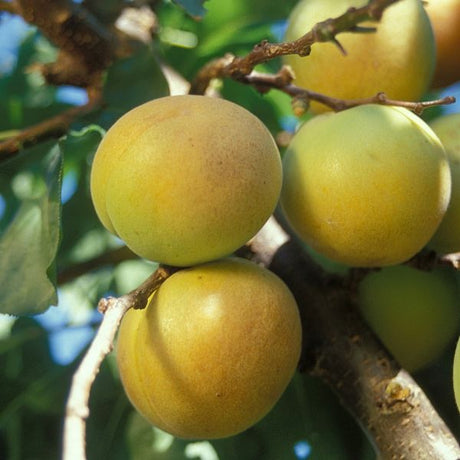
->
[[0, 94, 101, 160], [240, 68, 456, 114], [16, 0, 119, 87], [57, 246, 138, 285]]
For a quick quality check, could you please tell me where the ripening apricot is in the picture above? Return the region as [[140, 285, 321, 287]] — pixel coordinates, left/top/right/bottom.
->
[[453, 337, 460, 411], [425, 0, 460, 88], [284, 0, 435, 113], [280, 104, 451, 267], [116, 258, 302, 439], [358, 265, 460, 372], [429, 112, 460, 254], [90, 95, 282, 266]]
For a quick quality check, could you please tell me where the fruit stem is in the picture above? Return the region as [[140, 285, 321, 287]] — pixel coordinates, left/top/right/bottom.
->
[[62, 264, 177, 460]]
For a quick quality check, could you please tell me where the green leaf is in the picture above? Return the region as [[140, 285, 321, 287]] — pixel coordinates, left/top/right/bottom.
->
[[172, 0, 208, 19], [0, 318, 70, 460], [0, 144, 62, 315], [104, 46, 170, 114], [57, 126, 123, 267], [81, 0, 125, 24]]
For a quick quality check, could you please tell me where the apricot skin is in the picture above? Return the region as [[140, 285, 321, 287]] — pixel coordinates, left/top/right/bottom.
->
[[284, 0, 435, 113], [425, 0, 460, 88], [90, 95, 282, 266], [358, 265, 460, 372], [453, 337, 460, 411], [429, 113, 460, 254], [280, 104, 451, 267], [116, 258, 302, 440]]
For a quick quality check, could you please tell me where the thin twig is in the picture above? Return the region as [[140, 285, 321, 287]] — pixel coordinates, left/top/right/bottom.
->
[[240, 68, 456, 114], [190, 0, 400, 94], [62, 265, 176, 460]]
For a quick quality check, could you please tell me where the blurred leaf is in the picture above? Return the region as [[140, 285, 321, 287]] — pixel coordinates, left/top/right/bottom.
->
[[0, 318, 70, 459], [113, 259, 158, 294], [0, 143, 62, 315], [126, 413, 187, 460], [82, 0, 125, 24], [198, 20, 274, 58], [0, 32, 68, 131], [172, 0, 208, 19], [220, 79, 282, 134], [57, 125, 117, 267], [104, 46, 170, 114], [86, 361, 132, 460]]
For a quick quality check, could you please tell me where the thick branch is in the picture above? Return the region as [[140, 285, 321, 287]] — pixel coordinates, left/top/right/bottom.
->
[[62, 265, 175, 460], [16, 0, 118, 87], [57, 246, 138, 285], [190, 0, 400, 94], [0, 95, 101, 160], [251, 219, 460, 459]]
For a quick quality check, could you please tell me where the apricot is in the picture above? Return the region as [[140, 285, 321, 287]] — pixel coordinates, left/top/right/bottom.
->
[[453, 337, 460, 411], [90, 95, 282, 266], [116, 258, 302, 439], [284, 0, 435, 113], [280, 104, 451, 267], [429, 112, 460, 253], [425, 0, 460, 88], [358, 265, 460, 372]]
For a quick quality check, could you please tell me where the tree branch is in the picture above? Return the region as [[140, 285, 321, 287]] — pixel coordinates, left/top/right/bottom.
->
[[0, 94, 101, 160], [190, 0, 401, 94], [16, 0, 119, 88], [62, 265, 175, 460], [239, 68, 456, 114], [57, 246, 138, 285]]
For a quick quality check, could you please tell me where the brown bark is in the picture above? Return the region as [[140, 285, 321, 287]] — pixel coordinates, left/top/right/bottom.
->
[[16, 0, 118, 87]]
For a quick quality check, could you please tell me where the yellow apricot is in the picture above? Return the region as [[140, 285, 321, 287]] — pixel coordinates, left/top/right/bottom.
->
[[429, 112, 460, 253], [358, 265, 460, 372], [116, 258, 302, 439], [425, 0, 460, 88], [453, 337, 460, 411], [90, 95, 282, 266], [280, 104, 451, 267], [284, 0, 435, 113]]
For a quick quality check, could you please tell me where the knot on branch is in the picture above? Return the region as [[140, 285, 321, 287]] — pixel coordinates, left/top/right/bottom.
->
[[379, 379, 415, 415], [66, 405, 90, 420], [368, 1, 390, 21]]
